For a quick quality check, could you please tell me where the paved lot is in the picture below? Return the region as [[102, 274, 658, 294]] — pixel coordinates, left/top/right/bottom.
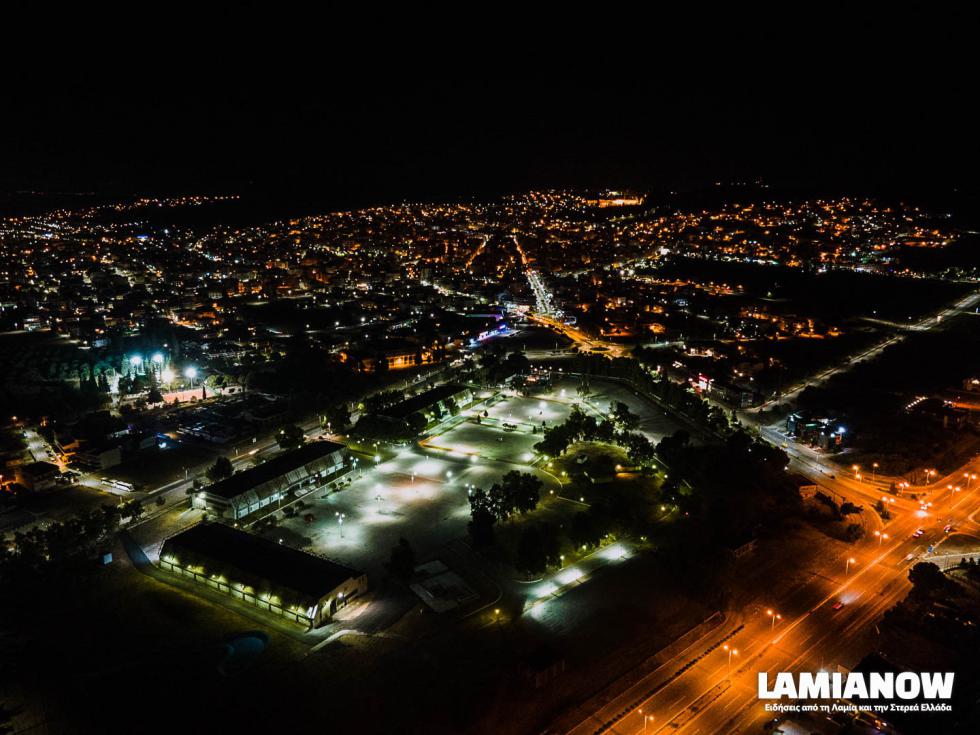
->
[[265, 376, 684, 580], [426, 420, 540, 463], [481, 392, 574, 427], [270, 445, 558, 575]]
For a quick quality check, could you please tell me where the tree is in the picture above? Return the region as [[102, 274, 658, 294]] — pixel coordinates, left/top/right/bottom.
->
[[516, 526, 547, 574], [324, 404, 351, 431], [121, 499, 144, 522], [589, 453, 616, 478], [497, 471, 542, 516], [611, 401, 640, 431], [405, 412, 427, 435], [908, 562, 947, 598], [570, 509, 602, 549], [469, 508, 496, 547], [206, 456, 233, 483], [277, 424, 305, 450], [624, 433, 655, 465], [386, 537, 416, 580]]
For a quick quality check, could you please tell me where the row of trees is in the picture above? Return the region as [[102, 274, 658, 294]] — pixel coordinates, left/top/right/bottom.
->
[[467, 471, 544, 547], [0, 503, 141, 582], [533, 405, 655, 465], [573, 351, 733, 437]]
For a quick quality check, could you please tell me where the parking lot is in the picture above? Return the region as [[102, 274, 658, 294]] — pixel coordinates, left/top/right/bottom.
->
[[268, 444, 559, 575], [424, 420, 540, 463], [263, 376, 684, 578]]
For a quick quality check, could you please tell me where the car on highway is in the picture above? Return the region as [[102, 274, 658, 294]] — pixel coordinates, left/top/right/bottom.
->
[[912, 528, 925, 538], [943, 524, 955, 534], [831, 601, 845, 611]]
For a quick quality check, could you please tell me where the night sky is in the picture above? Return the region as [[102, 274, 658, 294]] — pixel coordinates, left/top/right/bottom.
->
[[4, 14, 976, 210]]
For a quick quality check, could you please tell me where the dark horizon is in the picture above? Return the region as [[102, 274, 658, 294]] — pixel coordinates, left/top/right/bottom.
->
[[4, 76, 978, 214]]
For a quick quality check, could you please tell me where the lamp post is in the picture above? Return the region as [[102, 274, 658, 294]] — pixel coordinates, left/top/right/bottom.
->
[[335, 511, 346, 538], [872, 462, 879, 483], [767, 608, 782, 633], [874, 531, 889, 546], [846, 557, 856, 575], [722, 644, 738, 677]]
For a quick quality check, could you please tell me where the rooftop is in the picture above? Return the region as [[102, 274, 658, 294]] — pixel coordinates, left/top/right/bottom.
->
[[161, 522, 361, 602], [383, 383, 469, 420], [205, 440, 346, 499]]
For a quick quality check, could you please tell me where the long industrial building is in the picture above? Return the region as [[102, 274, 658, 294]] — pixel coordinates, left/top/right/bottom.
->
[[159, 522, 366, 627], [194, 440, 350, 519]]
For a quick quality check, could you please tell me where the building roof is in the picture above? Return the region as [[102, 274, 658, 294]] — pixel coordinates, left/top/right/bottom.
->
[[383, 383, 469, 420], [160, 522, 360, 602], [21, 461, 60, 477], [205, 440, 346, 500]]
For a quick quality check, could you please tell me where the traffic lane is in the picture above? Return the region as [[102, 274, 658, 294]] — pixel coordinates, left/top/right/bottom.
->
[[688, 555, 917, 735], [601, 481, 977, 733], [564, 616, 742, 735], [663, 560, 912, 734], [665, 517, 951, 735], [587, 516, 923, 734], [628, 513, 934, 733]]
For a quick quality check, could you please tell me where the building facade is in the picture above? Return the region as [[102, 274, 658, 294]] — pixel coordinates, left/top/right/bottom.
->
[[195, 440, 350, 520], [159, 522, 366, 627]]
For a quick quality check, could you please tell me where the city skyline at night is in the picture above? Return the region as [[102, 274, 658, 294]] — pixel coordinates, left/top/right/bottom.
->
[[2, 15, 979, 735]]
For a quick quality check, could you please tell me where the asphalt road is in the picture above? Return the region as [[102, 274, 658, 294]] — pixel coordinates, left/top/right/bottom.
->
[[566, 457, 980, 735]]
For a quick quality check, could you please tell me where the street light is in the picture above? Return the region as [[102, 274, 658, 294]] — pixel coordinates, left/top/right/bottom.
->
[[874, 531, 889, 545], [872, 462, 879, 483], [766, 608, 782, 632], [722, 644, 738, 676], [846, 557, 857, 575], [335, 511, 346, 538]]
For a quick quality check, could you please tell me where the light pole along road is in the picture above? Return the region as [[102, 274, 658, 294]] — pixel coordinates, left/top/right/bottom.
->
[[565, 458, 980, 735]]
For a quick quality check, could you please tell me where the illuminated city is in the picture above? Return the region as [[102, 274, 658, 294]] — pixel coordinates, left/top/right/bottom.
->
[[1, 34, 979, 735]]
